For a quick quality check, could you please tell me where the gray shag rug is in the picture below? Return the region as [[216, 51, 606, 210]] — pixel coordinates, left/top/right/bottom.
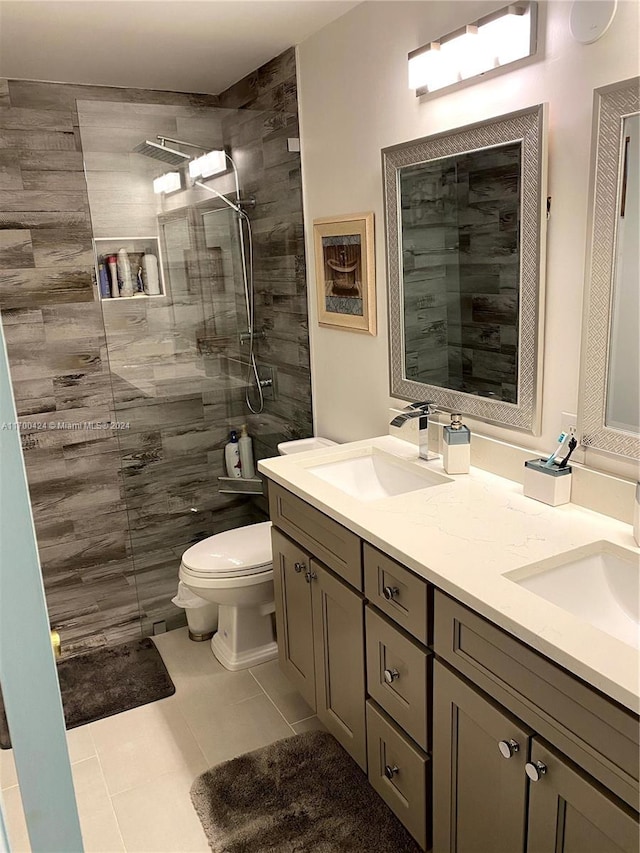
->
[[0, 637, 174, 749], [190, 730, 422, 853]]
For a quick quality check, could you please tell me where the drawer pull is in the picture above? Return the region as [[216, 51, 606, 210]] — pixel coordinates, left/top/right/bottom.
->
[[498, 739, 520, 759], [305, 570, 317, 584], [525, 761, 547, 782], [383, 668, 400, 684], [384, 764, 399, 779], [294, 562, 305, 573], [383, 585, 399, 601]]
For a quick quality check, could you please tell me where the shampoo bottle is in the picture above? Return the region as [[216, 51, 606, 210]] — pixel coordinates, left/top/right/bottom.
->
[[443, 413, 470, 474], [238, 424, 255, 479], [225, 430, 242, 478], [142, 254, 161, 295], [117, 248, 134, 297], [98, 262, 110, 298], [106, 254, 120, 298]]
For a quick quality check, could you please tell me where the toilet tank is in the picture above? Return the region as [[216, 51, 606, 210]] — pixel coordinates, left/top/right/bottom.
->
[[277, 437, 337, 455]]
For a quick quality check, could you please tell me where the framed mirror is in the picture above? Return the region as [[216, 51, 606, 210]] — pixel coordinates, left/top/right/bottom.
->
[[579, 77, 640, 461], [383, 105, 547, 433]]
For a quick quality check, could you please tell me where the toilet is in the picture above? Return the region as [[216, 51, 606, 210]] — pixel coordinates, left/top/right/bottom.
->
[[178, 437, 336, 670]]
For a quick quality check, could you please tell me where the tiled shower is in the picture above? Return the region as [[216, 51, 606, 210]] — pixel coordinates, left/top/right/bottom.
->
[[0, 48, 313, 656]]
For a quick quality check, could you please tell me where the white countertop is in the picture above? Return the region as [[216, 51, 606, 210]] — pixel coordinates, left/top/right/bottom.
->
[[259, 435, 639, 714]]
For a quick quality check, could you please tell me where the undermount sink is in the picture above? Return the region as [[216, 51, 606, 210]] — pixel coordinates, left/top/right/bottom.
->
[[306, 447, 452, 502], [507, 542, 640, 649]]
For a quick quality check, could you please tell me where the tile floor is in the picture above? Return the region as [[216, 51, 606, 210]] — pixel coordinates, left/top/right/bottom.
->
[[0, 628, 325, 852]]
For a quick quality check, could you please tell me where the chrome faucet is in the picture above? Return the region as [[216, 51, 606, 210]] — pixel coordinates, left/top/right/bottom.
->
[[390, 401, 438, 461]]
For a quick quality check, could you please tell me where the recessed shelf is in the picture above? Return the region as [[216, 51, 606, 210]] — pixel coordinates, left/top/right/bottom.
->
[[94, 236, 166, 301]]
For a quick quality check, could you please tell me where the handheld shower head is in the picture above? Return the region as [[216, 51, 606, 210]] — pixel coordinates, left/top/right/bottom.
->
[[132, 139, 191, 167]]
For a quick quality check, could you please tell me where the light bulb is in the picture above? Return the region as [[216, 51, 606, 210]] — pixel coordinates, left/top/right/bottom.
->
[[188, 150, 227, 179], [153, 172, 181, 194]]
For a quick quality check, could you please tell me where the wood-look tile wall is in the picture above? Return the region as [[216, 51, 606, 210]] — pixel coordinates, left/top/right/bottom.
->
[[219, 47, 313, 461], [0, 48, 312, 656]]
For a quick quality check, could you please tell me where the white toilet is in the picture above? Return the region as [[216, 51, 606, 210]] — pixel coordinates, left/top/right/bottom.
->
[[178, 436, 336, 670]]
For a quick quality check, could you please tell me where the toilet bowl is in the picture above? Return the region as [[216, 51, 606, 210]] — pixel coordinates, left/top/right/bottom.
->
[[179, 521, 276, 670], [179, 436, 337, 671]]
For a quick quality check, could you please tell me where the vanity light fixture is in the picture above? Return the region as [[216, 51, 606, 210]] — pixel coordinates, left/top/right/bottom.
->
[[408, 2, 537, 96], [188, 149, 227, 179], [152, 171, 182, 194]]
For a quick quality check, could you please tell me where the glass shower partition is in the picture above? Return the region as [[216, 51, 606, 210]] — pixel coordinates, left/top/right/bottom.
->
[[78, 101, 311, 642], [77, 100, 275, 639]]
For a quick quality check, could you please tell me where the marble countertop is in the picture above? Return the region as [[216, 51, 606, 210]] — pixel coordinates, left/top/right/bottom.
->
[[259, 435, 639, 714]]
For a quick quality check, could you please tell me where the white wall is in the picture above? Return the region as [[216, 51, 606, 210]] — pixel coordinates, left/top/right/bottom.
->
[[297, 0, 639, 477]]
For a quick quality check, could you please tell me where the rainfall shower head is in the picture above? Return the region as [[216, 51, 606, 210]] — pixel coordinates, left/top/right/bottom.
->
[[132, 139, 192, 167]]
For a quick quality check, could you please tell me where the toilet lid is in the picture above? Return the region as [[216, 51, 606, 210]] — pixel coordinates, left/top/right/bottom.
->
[[180, 521, 273, 577]]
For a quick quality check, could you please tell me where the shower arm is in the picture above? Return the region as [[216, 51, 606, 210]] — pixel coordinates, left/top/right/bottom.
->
[[156, 135, 207, 151]]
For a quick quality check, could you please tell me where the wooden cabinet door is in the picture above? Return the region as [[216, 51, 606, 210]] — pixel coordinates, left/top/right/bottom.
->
[[311, 560, 367, 770], [526, 740, 639, 853], [271, 528, 316, 711], [433, 660, 532, 853]]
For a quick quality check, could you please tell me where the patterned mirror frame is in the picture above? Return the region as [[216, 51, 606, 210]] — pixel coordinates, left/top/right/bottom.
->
[[578, 77, 640, 461], [383, 105, 547, 434]]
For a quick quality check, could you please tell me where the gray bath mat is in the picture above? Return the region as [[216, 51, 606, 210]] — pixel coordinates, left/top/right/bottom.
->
[[190, 730, 422, 853], [0, 637, 174, 749]]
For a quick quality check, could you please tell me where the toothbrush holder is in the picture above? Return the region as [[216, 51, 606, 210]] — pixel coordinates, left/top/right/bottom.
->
[[523, 459, 573, 507]]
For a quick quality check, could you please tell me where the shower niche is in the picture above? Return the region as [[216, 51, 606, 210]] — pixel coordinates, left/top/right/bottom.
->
[[94, 236, 166, 301]]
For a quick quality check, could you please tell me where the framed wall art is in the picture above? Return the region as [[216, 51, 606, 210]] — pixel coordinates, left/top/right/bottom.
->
[[313, 212, 376, 334]]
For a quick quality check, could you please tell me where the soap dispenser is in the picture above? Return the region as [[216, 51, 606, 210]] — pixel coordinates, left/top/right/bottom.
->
[[443, 413, 470, 474]]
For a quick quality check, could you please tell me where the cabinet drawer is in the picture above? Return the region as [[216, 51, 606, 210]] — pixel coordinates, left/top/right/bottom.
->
[[364, 543, 431, 644], [366, 606, 432, 751], [434, 591, 640, 810], [269, 483, 362, 590], [366, 699, 430, 851]]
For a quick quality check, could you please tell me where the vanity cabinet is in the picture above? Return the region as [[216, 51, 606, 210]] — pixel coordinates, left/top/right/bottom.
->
[[433, 661, 639, 853], [266, 481, 639, 853], [271, 526, 367, 770], [432, 593, 640, 853]]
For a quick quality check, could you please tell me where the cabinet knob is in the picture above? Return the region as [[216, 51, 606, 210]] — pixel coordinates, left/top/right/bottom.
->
[[383, 586, 399, 601], [304, 570, 317, 584], [384, 764, 399, 779], [383, 668, 400, 684], [294, 562, 305, 573], [525, 761, 547, 782], [498, 739, 520, 759]]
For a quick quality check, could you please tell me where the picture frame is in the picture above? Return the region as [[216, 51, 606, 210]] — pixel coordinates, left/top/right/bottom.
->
[[313, 212, 376, 335]]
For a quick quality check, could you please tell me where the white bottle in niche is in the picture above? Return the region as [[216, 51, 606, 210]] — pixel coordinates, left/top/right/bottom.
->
[[117, 249, 134, 297], [238, 424, 255, 479], [634, 482, 640, 546], [224, 430, 242, 478], [443, 413, 471, 474], [142, 253, 161, 295]]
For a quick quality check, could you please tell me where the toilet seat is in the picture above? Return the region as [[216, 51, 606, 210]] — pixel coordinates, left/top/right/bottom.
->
[[180, 520, 272, 579]]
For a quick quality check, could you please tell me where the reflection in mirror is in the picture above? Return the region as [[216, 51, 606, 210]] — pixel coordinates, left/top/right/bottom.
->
[[383, 105, 546, 433], [606, 114, 639, 434], [579, 77, 640, 460], [400, 142, 521, 403]]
